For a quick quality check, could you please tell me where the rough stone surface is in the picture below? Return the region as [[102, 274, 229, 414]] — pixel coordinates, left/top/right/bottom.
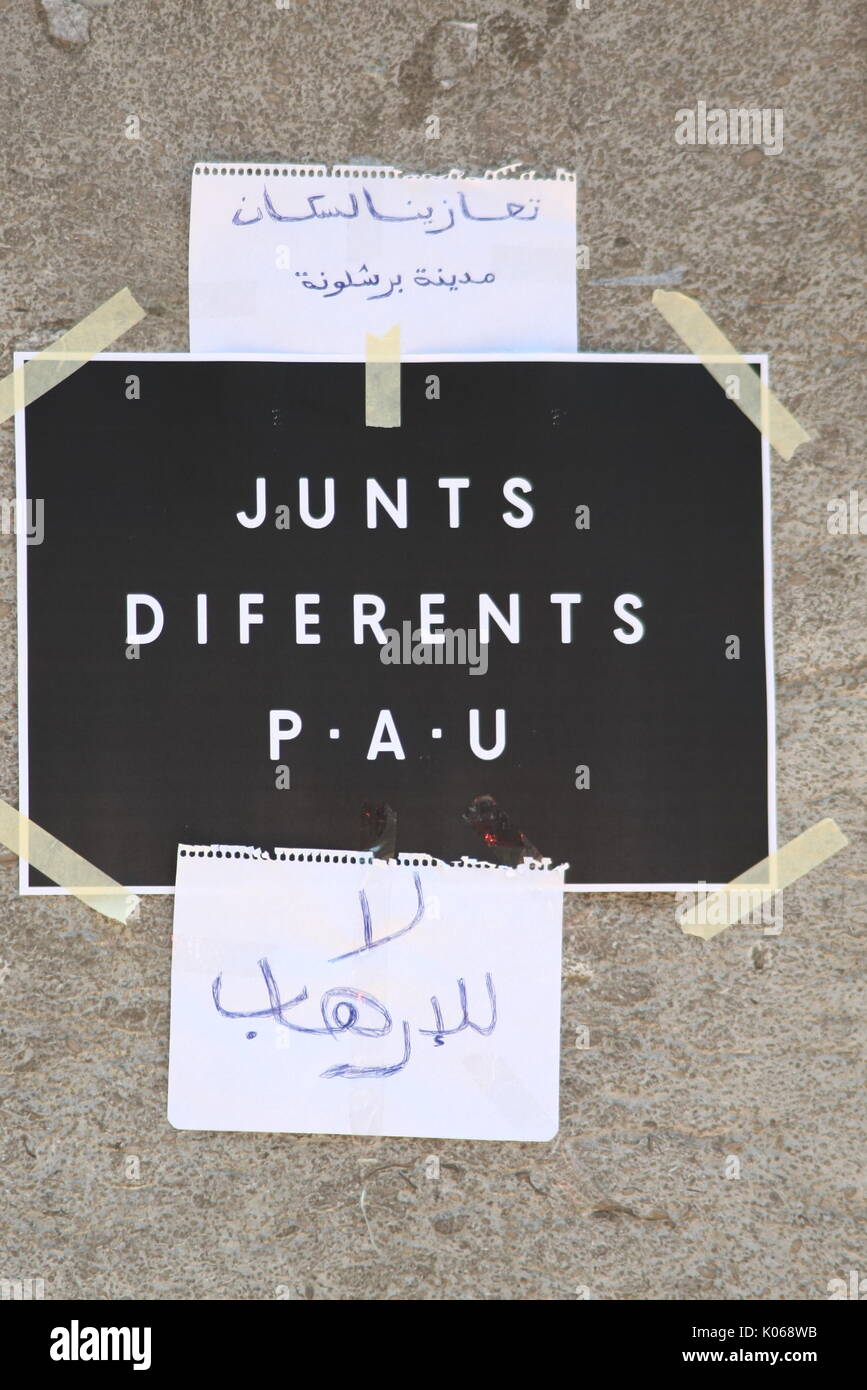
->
[[0, 0, 864, 1301], [38, 0, 92, 47]]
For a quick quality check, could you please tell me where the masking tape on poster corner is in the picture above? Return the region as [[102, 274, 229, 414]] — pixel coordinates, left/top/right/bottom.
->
[[651, 289, 810, 461], [0, 288, 145, 424], [678, 817, 848, 940], [365, 325, 401, 428], [0, 799, 140, 925]]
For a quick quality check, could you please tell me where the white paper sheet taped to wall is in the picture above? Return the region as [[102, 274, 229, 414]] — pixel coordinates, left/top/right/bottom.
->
[[189, 162, 577, 355], [168, 846, 565, 1141]]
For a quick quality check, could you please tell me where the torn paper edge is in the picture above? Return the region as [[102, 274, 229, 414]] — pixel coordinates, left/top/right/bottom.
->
[[192, 160, 575, 182], [177, 845, 567, 877]]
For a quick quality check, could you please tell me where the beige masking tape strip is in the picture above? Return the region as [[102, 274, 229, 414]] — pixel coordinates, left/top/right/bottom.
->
[[365, 325, 401, 428], [0, 799, 139, 925], [652, 289, 810, 461], [0, 288, 145, 424], [678, 818, 848, 940]]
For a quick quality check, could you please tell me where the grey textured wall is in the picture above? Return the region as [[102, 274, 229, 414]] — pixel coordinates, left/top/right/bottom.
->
[[0, 0, 864, 1301]]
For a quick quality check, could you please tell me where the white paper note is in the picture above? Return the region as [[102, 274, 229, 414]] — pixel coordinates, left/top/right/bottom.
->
[[168, 847, 565, 1141], [188, 162, 577, 355]]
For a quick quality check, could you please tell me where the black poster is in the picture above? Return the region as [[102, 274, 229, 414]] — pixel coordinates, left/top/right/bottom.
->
[[17, 355, 774, 891]]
